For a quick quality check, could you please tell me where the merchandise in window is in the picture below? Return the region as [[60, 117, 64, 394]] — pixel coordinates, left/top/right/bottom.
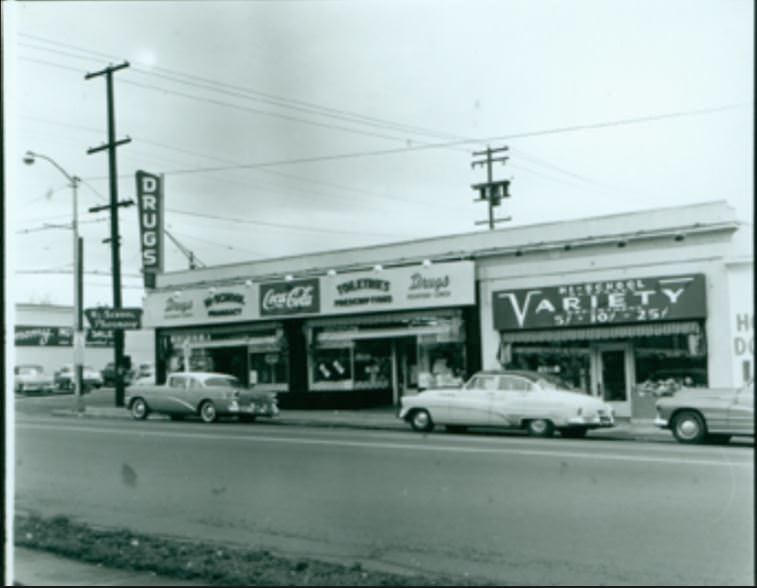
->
[[634, 333, 708, 397], [418, 342, 465, 389], [353, 341, 391, 389], [313, 347, 352, 383], [249, 351, 288, 385], [509, 343, 592, 394]]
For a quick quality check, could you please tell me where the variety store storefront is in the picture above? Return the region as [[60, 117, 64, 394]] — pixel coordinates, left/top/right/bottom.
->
[[145, 261, 478, 407]]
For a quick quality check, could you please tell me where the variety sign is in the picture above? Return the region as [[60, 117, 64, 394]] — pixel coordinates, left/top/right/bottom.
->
[[492, 274, 707, 330]]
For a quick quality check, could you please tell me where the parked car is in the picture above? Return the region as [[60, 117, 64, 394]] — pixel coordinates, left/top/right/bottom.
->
[[125, 371, 279, 423], [54, 364, 104, 392], [136, 363, 155, 379], [398, 369, 615, 437], [101, 362, 135, 387], [14, 364, 55, 394], [655, 381, 754, 443]]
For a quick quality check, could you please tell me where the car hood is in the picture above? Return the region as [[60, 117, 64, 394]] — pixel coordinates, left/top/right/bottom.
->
[[657, 386, 739, 405]]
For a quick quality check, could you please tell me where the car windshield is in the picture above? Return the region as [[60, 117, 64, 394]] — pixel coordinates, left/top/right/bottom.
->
[[204, 376, 240, 388], [18, 366, 43, 375], [534, 374, 574, 391]]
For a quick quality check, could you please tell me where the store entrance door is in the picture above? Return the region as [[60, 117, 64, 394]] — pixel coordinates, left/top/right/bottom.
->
[[592, 343, 632, 418], [392, 337, 417, 405]]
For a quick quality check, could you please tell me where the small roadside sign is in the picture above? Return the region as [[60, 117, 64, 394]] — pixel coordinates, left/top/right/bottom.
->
[[85, 307, 143, 330]]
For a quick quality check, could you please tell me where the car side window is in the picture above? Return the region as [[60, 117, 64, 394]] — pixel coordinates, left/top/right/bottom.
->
[[187, 378, 201, 389], [169, 375, 186, 388], [499, 376, 533, 391], [467, 376, 498, 391]]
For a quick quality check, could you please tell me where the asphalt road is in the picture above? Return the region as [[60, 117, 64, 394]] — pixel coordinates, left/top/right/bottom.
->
[[13, 413, 754, 586]]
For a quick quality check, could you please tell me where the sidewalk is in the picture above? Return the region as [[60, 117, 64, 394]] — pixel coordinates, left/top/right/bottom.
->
[[49, 403, 674, 442]]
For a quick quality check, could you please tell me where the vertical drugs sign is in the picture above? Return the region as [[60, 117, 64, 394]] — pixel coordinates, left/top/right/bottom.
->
[[136, 170, 164, 288]]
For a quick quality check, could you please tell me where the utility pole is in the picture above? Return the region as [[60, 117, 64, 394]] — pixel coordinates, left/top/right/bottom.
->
[[85, 61, 132, 407], [471, 145, 512, 229]]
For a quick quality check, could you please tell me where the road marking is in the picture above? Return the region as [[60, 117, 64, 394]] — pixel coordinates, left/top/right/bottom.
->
[[15, 421, 753, 468]]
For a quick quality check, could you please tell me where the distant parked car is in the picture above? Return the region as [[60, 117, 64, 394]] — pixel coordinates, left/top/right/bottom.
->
[[136, 363, 155, 379], [14, 364, 55, 395], [55, 365, 104, 392], [101, 362, 135, 387], [655, 381, 754, 443], [126, 371, 279, 423], [398, 369, 615, 437]]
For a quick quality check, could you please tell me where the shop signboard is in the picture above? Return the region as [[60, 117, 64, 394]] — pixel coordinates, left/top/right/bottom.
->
[[85, 307, 143, 330], [322, 261, 475, 314], [492, 273, 707, 331], [260, 278, 320, 316], [15, 325, 73, 347], [14, 326, 114, 347], [135, 170, 165, 287]]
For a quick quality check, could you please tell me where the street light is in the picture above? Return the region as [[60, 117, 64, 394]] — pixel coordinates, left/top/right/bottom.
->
[[23, 150, 84, 412]]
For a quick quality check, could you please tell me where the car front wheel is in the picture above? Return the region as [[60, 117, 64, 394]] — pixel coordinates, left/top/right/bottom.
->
[[671, 410, 707, 443], [526, 419, 554, 437], [131, 398, 149, 420], [409, 409, 434, 432], [199, 400, 218, 423]]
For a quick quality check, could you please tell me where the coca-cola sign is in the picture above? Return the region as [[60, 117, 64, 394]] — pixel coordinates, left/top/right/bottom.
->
[[260, 279, 320, 316]]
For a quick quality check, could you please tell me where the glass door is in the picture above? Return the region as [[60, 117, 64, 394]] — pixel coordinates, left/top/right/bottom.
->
[[592, 343, 632, 417]]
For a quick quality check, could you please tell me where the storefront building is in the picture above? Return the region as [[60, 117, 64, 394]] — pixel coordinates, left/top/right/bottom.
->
[[144, 200, 752, 415], [145, 262, 478, 408]]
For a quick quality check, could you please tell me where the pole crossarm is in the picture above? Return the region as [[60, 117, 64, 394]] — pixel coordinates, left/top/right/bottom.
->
[[84, 61, 130, 80], [87, 137, 132, 155]]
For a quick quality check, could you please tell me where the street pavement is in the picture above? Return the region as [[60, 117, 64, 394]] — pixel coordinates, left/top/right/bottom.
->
[[10, 389, 755, 585]]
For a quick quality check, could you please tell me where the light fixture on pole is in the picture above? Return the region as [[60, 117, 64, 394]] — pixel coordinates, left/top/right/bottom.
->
[[23, 150, 84, 412]]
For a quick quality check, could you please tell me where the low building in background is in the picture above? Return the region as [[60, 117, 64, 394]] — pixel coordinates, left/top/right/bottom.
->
[[13, 303, 154, 383]]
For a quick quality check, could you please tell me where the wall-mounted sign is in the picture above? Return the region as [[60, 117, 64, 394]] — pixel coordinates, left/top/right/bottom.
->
[[85, 307, 143, 330], [260, 279, 320, 316], [493, 273, 707, 331], [15, 325, 73, 347], [135, 170, 164, 286], [15, 326, 115, 347], [204, 291, 246, 317]]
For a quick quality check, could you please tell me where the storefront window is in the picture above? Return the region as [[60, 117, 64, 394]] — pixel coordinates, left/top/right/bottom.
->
[[249, 351, 288, 385], [313, 347, 352, 383], [509, 342, 592, 394], [353, 341, 391, 389], [418, 341, 465, 389], [634, 333, 708, 396]]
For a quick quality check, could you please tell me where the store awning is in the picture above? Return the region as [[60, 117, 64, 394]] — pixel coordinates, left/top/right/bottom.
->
[[306, 308, 461, 329], [501, 321, 701, 343], [185, 335, 281, 350], [317, 324, 451, 343]]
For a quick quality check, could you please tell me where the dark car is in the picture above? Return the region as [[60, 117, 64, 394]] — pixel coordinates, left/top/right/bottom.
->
[[101, 362, 135, 387]]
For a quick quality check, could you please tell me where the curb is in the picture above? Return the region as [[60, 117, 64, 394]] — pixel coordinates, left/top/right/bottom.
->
[[49, 408, 675, 442]]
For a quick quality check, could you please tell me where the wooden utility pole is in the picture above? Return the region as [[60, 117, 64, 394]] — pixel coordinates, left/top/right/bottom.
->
[[85, 61, 132, 407], [471, 145, 512, 229]]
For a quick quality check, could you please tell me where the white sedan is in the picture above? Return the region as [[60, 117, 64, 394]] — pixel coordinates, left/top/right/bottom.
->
[[398, 370, 615, 438]]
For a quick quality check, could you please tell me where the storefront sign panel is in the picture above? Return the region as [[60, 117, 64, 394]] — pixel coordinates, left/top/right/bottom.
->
[[493, 273, 706, 330], [322, 261, 475, 314], [135, 170, 165, 285], [143, 284, 260, 327], [260, 279, 320, 316], [15, 325, 73, 347]]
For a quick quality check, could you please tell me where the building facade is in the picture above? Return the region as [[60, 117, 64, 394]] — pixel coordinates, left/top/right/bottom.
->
[[143, 201, 753, 416], [13, 303, 155, 376]]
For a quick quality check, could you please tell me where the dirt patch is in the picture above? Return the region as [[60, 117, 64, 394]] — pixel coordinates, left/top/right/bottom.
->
[[15, 513, 490, 585]]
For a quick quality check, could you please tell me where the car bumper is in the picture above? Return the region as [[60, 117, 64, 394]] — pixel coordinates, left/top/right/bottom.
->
[[566, 415, 615, 428], [17, 383, 55, 392], [227, 400, 279, 417]]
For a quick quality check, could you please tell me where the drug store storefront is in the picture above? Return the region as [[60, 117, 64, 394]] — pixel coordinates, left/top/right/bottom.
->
[[144, 260, 478, 408], [491, 273, 708, 418]]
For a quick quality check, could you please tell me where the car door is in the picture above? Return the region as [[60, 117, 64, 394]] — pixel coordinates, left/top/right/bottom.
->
[[445, 375, 497, 425], [488, 375, 534, 428], [153, 374, 187, 412], [727, 383, 754, 435]]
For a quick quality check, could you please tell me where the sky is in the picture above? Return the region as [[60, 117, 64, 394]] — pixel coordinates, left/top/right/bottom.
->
[[4, 0, 754, 309]]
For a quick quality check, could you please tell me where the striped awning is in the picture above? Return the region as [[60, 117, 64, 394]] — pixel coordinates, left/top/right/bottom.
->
[[185, 335, 282, 350], [501, 321, 701, 343], [306, 308, 461, 329]]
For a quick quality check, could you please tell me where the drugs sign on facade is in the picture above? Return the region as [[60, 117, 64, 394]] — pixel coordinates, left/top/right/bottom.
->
[[135, 170, 164, 285]]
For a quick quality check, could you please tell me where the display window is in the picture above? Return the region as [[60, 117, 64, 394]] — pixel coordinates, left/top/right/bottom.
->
[[417, 341, 466, 389], [634, 332, 708, 397], [313, 347, 352, 384], [509, 342, 592, 394], [248, 350, 288, 387], [353, 340, 391, 389]]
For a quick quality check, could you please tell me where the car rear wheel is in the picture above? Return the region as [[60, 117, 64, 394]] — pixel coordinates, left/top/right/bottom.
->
[[131, 398, 149, 420], [199, 400, 218, 423], [410, 409, 434, 432], [526, 419, 554, 437], [671, 410, 707, 443]]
